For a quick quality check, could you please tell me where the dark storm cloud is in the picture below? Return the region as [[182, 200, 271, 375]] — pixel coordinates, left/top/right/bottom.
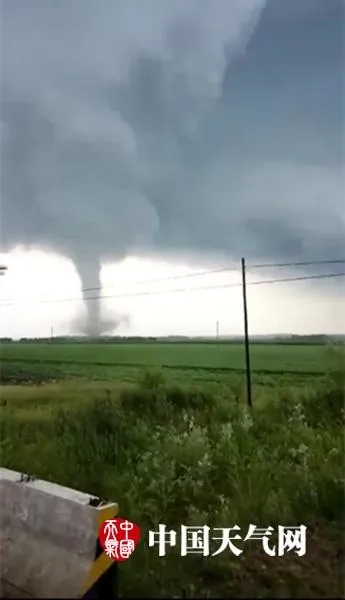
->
[[1, 0, 344, 332], [152, 0, 344, 262]]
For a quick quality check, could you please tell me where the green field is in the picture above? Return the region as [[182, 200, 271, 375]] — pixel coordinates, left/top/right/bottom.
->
[[1, 341, 344, 597], [0, 341, 332, 376], [0, 341, 334, 399], [0, 341, 330, 370]]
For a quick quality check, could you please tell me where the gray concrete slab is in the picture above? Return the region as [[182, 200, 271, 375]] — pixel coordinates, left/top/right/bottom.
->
[[0, 579, 34, 598], [0, 469, 118, 598]]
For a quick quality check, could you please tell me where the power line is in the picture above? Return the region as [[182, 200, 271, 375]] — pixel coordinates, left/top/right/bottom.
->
[[246, 272, 345, 286], [248, 259, 345, 271], [88, 258, 344, 293], [1, 271, 343, 308], [75, 264, 240, 293], [0, 264, 241, 304], [1, 258, 344, 305]]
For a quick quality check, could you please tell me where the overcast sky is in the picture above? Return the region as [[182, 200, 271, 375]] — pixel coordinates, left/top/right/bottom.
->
[[0, 0, 344, 337]]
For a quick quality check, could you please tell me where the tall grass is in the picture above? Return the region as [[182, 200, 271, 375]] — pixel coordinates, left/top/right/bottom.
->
[[1, 361, 344, 597]]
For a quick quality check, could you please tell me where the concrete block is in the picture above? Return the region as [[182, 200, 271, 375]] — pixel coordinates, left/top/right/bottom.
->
[[0, 468, 119, 598]]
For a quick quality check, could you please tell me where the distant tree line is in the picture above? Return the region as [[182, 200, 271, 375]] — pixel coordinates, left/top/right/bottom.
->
[[0, 334, 344, 345]]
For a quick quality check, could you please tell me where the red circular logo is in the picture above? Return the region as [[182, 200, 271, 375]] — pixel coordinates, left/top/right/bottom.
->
[[99, 518, 141, 562]]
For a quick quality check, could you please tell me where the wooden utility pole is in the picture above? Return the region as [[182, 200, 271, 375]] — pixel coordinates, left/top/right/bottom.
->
[[241, 257, 252, 408]]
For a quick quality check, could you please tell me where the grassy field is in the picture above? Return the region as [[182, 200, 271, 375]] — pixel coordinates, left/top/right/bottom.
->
[[0, 341, 344, 597], [0, 341, 334, 379], [0, 341, 330, 371]]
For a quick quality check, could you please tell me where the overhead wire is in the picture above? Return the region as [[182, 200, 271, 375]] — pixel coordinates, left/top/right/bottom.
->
[[0, 258, 344, 307], [0, 271, 344, 308], [0, 264, 240, 304], [247, 258, 345, 271]]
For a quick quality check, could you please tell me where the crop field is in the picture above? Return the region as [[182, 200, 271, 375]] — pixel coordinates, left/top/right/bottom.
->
[[1, 340, 344, 597], [0, 340, 330, 370], [0, 341, 332, 385]]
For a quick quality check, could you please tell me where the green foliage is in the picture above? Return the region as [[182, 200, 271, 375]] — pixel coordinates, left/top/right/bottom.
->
[[1, 363, 344, 597]]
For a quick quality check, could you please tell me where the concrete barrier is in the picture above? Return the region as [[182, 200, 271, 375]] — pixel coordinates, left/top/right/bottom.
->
[[0, 468, 119, 598]]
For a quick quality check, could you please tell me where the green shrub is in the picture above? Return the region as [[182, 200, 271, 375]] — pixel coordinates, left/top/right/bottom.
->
[[1, 365, 344, 597]]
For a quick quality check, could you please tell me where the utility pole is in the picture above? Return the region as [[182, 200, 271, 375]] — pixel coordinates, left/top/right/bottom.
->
[[216, 320, 219, 347], [241, 257, 252, 408], [50, 326, 54, 340]]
